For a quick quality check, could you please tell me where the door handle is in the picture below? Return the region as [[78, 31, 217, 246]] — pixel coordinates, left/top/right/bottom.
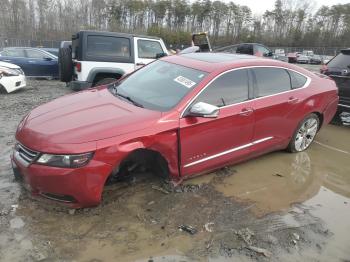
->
[[288, 97, 299, 104], [136, 62, 145, 66], [239, 108, 254, 116], [3, 59, 11, 62]]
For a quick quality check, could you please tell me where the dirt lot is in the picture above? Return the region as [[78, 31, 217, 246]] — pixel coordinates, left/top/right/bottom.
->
[[0, 71, 350, 261]]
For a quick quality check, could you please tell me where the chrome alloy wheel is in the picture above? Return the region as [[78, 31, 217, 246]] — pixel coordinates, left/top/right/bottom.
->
[[294, 118, 318, 151]]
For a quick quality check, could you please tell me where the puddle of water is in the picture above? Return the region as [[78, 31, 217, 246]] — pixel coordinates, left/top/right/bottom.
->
[[306, 187, 350, 260], [78, 234, 193, 262], [187, 125, 350, 215], [282, 187, 350, 261]]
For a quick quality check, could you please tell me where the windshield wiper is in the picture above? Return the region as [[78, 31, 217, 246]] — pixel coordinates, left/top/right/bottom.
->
[[110, 83, 144, 108], [116, 92, 144, 108]]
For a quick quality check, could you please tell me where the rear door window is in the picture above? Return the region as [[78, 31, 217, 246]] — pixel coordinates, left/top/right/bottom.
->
[[328, 53, 350, 69], [26, 49, 46, 59], [237, 44, 253, 55], [194, 69, 249, 107], [87, 36, 131, 58], [252, 68, 291, 97]]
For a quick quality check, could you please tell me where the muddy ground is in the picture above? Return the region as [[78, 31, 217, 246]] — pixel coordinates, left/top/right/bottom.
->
[[0, 68, 350, 261]]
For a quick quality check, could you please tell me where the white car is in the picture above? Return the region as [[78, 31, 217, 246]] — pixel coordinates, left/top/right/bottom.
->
[[296, 55, 310, 64], [0, 61, 26, 93]]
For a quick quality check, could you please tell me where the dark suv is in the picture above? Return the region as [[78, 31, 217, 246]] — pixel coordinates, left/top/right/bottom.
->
[[321, 49, 350, 115]]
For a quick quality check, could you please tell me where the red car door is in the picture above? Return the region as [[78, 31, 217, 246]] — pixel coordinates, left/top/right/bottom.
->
[[179, 69, 255, 176], [250, 67, 308, 154]]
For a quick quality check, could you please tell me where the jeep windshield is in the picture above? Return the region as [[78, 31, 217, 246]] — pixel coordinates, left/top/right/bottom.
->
[[109, 60, 207, 111]]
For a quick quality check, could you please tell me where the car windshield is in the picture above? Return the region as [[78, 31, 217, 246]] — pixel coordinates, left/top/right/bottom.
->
[[328, 53, 350, 69], [109, 60, 207, 111]]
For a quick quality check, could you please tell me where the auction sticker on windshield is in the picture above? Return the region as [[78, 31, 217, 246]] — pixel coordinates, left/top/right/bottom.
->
[[174, 76, 196, 88]]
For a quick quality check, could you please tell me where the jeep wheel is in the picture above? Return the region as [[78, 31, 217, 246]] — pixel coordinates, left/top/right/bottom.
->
[[94, 78, 117, 87], [58, 47, 73, 82]]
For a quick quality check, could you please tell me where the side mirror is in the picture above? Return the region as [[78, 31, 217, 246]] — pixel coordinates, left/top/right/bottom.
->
[[264, 51, 273, 57], [156, 52, 167, 59], [188, 102, 219, 118], [44, 57, 53, 61]]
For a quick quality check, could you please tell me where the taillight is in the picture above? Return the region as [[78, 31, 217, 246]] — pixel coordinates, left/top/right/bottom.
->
[[320, 64, 328, 74], [75, 62, 81, 72]]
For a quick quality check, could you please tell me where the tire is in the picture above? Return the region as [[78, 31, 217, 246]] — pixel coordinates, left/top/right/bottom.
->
[[0, 84, 8, 94], [330, 110, 342, 126], [287, 113, 320, 153], [58, 47, 73, 82], [93, 78, 117, 87]]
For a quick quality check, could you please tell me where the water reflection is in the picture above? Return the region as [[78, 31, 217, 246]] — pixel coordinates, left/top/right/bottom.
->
[[201, 127, 350, 215]]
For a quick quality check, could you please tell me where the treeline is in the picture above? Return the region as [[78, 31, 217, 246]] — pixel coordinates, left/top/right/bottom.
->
[[0, 0, 349, 47]]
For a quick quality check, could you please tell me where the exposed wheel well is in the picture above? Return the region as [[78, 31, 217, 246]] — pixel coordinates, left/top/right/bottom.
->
[[107, 148, 170, 184], [0, 84, 7, 94], [92, 72, 123, 85]]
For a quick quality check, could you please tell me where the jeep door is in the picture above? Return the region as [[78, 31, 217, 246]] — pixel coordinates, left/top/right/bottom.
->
[[134, 38, 168, 70], [179, 69, 255, 176]]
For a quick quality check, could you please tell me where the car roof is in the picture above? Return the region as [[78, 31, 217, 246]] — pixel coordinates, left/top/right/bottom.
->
[[2, 47, 57, 57], [162, 52, 312, 75], [41, 48, 58, 50], [4, 47, 46, 51], [77, 30, 161, 40]]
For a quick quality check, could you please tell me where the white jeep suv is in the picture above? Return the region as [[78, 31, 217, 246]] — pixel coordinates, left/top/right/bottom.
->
[[59, 31, 168, 90]]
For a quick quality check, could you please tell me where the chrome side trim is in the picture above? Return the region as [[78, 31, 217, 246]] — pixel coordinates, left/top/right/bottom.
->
[[183, 136, 273, 168], [180, 65, 311, 118], [339, 104, 350, 108]]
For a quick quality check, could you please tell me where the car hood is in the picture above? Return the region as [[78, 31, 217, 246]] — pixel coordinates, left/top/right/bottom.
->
[[0, 61, 20, 69], [16, 87, 162, 147]]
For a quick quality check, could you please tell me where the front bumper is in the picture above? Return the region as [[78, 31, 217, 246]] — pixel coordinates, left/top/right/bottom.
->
[[11, 151, 113, 208], [0, 74, 26, 93]]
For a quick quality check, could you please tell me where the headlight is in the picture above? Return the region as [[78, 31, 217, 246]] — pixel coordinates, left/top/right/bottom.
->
[[0, 66, 20, 77], [36, 152, 94, 168]]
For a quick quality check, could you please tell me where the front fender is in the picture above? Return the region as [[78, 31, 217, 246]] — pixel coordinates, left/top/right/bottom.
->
[[95, 130, 180, 179]]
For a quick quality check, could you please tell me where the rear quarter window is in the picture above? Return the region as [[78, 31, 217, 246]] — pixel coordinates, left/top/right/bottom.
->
[[288, 70, 307, 89]]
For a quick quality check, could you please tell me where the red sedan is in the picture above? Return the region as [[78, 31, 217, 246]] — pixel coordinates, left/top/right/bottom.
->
[[12, 53, 339, 207]]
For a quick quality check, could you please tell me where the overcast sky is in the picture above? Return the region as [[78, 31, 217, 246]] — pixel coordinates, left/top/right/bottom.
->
[[220, 0, 350, 15]]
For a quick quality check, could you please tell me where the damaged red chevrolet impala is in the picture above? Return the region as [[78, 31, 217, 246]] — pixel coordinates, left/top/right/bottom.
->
[[12, 53, 339, 207]]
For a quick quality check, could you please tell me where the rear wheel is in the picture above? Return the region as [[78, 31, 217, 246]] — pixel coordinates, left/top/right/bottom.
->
[[287, 114, 319, 152]]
